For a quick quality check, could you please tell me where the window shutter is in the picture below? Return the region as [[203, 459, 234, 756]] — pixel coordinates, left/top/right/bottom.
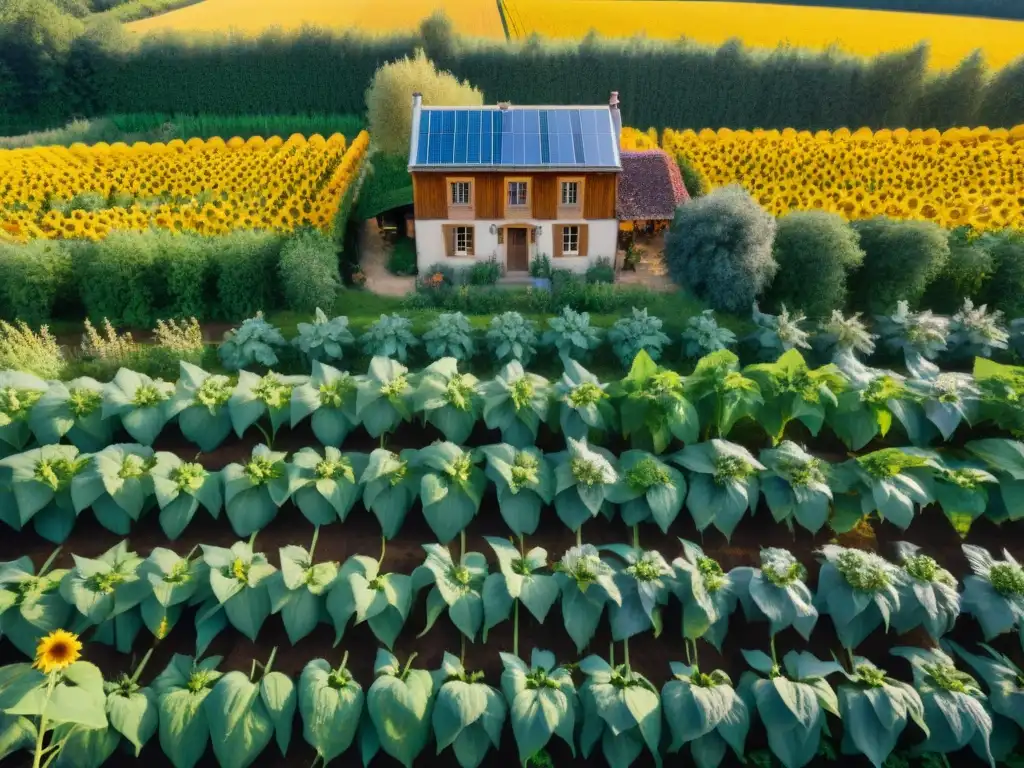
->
[[553, 225, 564, 257], [443, 225, 455, 258], [467, 226, 475, 256], [579, 224, 589, 257]]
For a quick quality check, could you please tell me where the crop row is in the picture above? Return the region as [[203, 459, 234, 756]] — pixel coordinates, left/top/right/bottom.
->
[[3, 538, 1023, 768], [2, 348, 1022, 460]]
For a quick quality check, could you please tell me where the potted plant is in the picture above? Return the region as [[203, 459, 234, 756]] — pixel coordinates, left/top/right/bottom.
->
[[529, 254, 552, 290]]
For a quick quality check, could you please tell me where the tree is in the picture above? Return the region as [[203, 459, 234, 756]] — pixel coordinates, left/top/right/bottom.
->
[[664, 184, 777, 313], [979, 229, 1024, 318], [365, 48, 482, 155], [764, 211, 864, 317]]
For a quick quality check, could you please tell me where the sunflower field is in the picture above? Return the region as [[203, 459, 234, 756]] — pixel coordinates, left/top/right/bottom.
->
[[0, 131, 370, 244], [661, 124, 1024, 232]]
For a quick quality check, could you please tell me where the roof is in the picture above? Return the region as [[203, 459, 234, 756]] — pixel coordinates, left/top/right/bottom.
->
[[409, 105, 621, 172], [616, 149, 690, 221]]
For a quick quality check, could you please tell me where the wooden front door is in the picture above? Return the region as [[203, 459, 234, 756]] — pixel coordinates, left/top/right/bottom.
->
[[507, 227, 528, 272]]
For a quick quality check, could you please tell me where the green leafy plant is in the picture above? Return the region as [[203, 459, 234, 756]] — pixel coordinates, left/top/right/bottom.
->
[[151, 654, 225, 768], [138, 546, 208, 642], [360, 313, 419, 362], [486, 312, 539, 366], [70, 444, 156, 537], [971, 359, 1024, 438], [356, 357, 412, 440], [816, 309, 877, 363], [199, 539, 277, 643], [875, 300, 949, 378], [682, 310, 738, 358], [423, 312, 476, 361], [482, 537, 559, 648], [168, 362, 235, 452], [431, 653, 507, 768], [500, 650, 576, 766], [289, 360, 359, 446], [364, 650, 436, 768], [149, 452, 222, 539], [298, 654, 364, 765], [553, 544, 621, 653], [835, 657, 927, 768], [890, 542, 960, 642], [733, 547, 817, 641], [416, 442, 487, 544], [617, 351, 698, 454], [604, 545, 674, 641], [671, 440, 763, 540], [218, 312, 287, 372], [952, 641, 1024, 755], [829, 371, 929, 451], [293, 308, 355, 363], [220, 444, 292, 536], [757, 441, 833, 534], [947, 298, 1009, 359], [608, 307, 672, 369], [923, 453, 998, 535], [360, 447, 421, 539], [907, 371, 980, 442], [289, 446, 368, 526], [542, 307, 602, 361], [0, 444, 87, 542], [662, 660, 749, 768], [29, 377, 112, 452], [738, 650, 842, 768], [326, 550, 413, 650], [829, 447, 936, 531], [683, 350, 762, 439], [228, 370, 306, 441], [551, 438, 619, 533], [412, 358, 482, 444], [890, 646, 994, 766], [965, 437, 1024, 521], [0, 548, 71, 658], [744, 349, 846, 443], [607, 450, 687, 533], [552, 359, 616, 440], [101, 368, 175, 446], [815, 545, 904, 650], [0, 321, 65, 379], [578, 654, 662, 768], [961, 544, 1024, 644], [266, 532, 339, 644], [480, 444, 555, 536], [748, 303, 811, 360], [671, 540, 740, 650], [480, 362, 551, 448], [413, 543, 489, 642]]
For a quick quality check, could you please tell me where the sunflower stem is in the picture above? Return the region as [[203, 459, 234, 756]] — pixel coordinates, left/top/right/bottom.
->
[[846, 647, 856, 673], [684, 638, 693, 666], [518, 534, 524, 558], [40, 724, 79, 768], [377, 536, 387, 567], [623, 639, 630, 673], [249, 660, 257, 681], [31, 673, 58, 768], [770, 634, 779, 668], [339, 650, 350, 674], [130, 646, 155, 685], [459, 529, 466, 565], [692, 639, 700, 669], [308, 525, 320, 561], [255, 423, 273, 450], [248, 530, 258, 550], [38, 547, 62, 578], [263, 647, 278, 677], [460, 633, 466, 666], [400, 652, 418, 680], [632, 525, 639, 550], [513, 599, 519, 658], [609, 642, 614, 668], [576, 526, 582, 547]]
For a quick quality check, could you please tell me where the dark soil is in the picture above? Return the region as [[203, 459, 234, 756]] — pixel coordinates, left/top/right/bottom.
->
[[0, 417, 1015, 768]]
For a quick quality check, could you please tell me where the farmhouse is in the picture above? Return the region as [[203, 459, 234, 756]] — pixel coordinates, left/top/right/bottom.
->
[[408, 92, 623, 274]]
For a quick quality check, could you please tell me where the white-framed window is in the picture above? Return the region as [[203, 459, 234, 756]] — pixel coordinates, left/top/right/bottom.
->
[[562, 225, 580, 256], [450, 181, 471, 205], [455, 226, 473, 256], [561, 181, 579, 206], [507, 181, 528, 207]]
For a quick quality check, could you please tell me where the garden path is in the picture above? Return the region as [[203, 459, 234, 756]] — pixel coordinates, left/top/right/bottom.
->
[[616, 231, 675, 291], [358, 218, 415, 297]]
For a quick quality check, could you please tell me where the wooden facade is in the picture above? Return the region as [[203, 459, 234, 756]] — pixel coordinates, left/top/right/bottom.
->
[[412, 171, 617, 220]]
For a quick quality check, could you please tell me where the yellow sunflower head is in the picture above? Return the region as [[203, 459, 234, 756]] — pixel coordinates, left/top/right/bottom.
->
[[34, 629, 82, 675]]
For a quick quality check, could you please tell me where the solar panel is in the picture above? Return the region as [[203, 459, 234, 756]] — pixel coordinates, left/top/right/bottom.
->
[[413, 107, 619, 168]]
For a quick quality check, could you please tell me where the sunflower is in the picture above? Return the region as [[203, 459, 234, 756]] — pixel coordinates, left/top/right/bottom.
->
[[34, 629, 82, 674]]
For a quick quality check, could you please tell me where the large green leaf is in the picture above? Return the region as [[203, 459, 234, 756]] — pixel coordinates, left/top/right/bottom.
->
[[206, 671, 273, 768]]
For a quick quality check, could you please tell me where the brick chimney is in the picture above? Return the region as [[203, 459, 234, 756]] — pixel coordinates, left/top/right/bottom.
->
[[609, 91, 622, 143]]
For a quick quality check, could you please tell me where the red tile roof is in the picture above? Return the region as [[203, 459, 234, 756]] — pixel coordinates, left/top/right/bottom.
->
[[616, 149, 690, 220]]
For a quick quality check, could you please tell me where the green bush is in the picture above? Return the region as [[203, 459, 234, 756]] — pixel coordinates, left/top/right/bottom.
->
[[922, 228, 995, 314], [665, 185, 777, 313], [980, 229, 1024, 318], [0, 240, 72, 324], [765, 211, 864, 318], [848, 217, 950, 314], [585, 257, 615, 285], [673, 152, 707, 199], [214, 231, 284, 320], [466, 257, 501, 286], [160, 232, 216, 319], [76, 232, 161, 326], [279, 229, 342, 314], [387, 238, 418, 276]]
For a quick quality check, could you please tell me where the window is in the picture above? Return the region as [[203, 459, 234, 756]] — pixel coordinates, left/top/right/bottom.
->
[[561, 181, 579, 206], [454, 226, 473, 256], [450, 181, 471, 206], [507, 181, 528, 207], [562, 225, 580, 256]]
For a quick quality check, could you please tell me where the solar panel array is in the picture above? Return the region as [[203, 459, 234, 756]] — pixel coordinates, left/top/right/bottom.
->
[[412, 108, 619, 168]]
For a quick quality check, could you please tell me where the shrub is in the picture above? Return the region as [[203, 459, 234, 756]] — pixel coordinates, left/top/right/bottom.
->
[[68, 191, 107, 212], [765, 211, 864, 317], [0, 320, 66, 378], [875, 300, 949, 375], [585, 257, 615, 285], [278, 229, 342, 314], [294, 309, 355, 363], [423, 311, 475, 360], [486, 312, 538, 365], [816, 310, 877, 361], [359, 313, 419, 362], [218, 312, 287, 371], [159, 232, 216, 320], [542, 306, 602, 361], [664, 184, 777, 312], [387, 238, 418, 276], [848, 217, 950, 314], [365, 48, 482, 155], [214, 231, 283, 320], [672, 151, 707, 199], [467, 257, 501, 286], [681, 309, 737, 358], [922, 228, 994, 314], [80, 317, 140, 362], [608, 307, 671, 368], [0, 239, 71, 324], [747, 303, 811, 359], [947, 298, 1009, 359], [153, 317, 205, 366], [530, 254, 553, 279], [980, 230, 1024, 318], [76, 232, 162, 326]]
